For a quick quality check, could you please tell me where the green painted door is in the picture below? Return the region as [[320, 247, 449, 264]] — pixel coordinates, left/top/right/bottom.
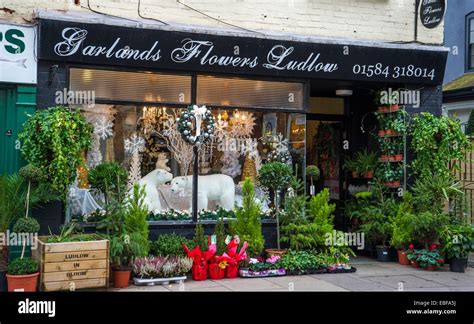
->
[[0, 87, 12, 175]]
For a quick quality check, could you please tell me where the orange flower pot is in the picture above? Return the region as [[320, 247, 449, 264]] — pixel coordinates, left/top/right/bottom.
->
[[7, 272, 39, 292], [364, 170, 374, 178], [397, 250, 411, 265], [113, 269, 131, 288]]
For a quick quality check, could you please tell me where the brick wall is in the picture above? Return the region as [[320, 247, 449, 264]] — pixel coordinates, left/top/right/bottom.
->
[[0, 0, 443, 45]]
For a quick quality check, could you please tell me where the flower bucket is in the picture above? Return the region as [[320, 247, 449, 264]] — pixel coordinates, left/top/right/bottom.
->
[[208, 263, 225, 280], [113, 269, 131, 288], [192, 263, 208, 281], [225, 264, 239, 279]]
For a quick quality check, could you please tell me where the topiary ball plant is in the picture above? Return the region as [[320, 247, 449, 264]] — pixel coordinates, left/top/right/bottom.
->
[[7, 258, 39, 275], [13, 217, 40, 233], [306, 165, 320, 186]]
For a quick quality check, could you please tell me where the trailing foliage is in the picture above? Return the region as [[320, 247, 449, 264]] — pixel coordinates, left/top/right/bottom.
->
[[230, 178, 264, 257], [18, 106, 93, 198], [410, 112, 470, 178]]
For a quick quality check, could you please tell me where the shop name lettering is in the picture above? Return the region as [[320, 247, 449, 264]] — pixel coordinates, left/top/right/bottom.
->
[[65, 253, 89, 259], [53, 28, 338, 73]]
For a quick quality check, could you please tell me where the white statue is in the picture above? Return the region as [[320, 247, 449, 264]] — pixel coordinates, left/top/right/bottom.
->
[[155, 152, 171, 172], [170, 174, 235, 210], [136, 169, 173, 212]]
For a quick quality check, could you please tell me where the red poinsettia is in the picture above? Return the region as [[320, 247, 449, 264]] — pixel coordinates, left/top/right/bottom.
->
[[429, 243, 439, 250], [408, 244, 414, 249]]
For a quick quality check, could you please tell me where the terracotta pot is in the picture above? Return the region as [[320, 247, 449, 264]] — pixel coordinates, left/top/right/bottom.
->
[[6, 272, 39, 292], [397, 250, 411, 265], [378, 130, 386, 137], [426, 265, 437, 271], [265, 249, 288, 257], [394, 154, 403, 161], [113, 269, 131, 288], [380, 154, 388, 161], [385, 180, 401, 188], [378, 106, 388, 113], [352, 171, 359, 178], [389, 104, 400, 111], [388, 155, 395, 162], [411, 260, 420, 268], [364, 170, 374, 178]]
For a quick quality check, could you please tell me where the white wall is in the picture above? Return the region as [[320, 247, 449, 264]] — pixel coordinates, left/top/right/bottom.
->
[[0, 0, 443, 44]]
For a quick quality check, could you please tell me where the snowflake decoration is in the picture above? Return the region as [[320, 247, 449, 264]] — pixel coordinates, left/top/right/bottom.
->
[[124, 133, 145, 154], [93, 116, 114, 140], [228, 111, 256, 139]]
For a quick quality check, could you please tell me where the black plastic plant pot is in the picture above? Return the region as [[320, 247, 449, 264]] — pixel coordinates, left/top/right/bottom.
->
[[0, 270, 6, 292], [376, 245, 391, 262], [449, 258, 467, 273]]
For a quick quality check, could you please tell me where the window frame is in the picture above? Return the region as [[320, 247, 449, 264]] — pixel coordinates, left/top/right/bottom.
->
[[465, 12, 474, 72]]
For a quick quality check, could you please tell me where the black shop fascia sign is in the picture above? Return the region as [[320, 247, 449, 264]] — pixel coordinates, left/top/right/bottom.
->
[[38, 19, 447, 85]]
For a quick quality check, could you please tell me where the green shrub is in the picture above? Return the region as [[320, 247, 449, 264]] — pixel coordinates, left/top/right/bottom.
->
[[7, 258, 39, 275], [124, 184, 150, 256], [215, 217, 227, 255], [89, 162, 128, 204], [152, 234, 193, 257], [230, 178, 264, 257], [13, 217, 40, 233], [193, 222, 208, 251]]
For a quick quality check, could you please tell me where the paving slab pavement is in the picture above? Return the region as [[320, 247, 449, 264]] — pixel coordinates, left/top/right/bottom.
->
[[108, 256, 474, 292]]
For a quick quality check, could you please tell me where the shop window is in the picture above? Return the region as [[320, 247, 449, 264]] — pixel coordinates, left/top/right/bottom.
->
[[70, 68, 192, 104], [197, 75, 305, 110], [467, 12, 474, 71], [68, 71, 306, 223]]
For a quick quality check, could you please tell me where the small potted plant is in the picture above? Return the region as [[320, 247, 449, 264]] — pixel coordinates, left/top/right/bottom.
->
[[6, 258, 39, 292], [440, 223, 474, 273], [355, 150, 377, 178], [305, 165, 320, 195], [11, 217, 40, 261], [416, 246, 444, 271], [343, 158, 359, 178]]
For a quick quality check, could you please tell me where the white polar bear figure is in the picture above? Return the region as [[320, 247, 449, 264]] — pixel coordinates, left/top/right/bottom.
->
[[137, 169, 173, 212], [170, 174, 235, 210]]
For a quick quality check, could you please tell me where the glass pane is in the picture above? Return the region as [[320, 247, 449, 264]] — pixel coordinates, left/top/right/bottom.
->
[[70, 68, 191, 104], [197, 75, 305, 109]]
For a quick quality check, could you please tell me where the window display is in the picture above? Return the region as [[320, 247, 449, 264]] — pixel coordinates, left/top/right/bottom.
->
[[68, 70, 306, 222]]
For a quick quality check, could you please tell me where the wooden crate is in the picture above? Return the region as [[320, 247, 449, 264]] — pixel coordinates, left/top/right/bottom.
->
[[32, 237, 109, 292]]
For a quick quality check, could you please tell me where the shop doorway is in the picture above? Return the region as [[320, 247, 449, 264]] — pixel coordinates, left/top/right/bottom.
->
[[306, 116, 346, 230]]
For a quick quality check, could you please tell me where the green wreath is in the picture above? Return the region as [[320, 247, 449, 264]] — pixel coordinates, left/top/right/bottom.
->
[[177, 105, 215, 145]]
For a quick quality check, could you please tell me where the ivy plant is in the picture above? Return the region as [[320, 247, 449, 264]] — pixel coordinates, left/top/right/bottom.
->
[[410, 112, 470, 178], [18, 106, 93, 199]]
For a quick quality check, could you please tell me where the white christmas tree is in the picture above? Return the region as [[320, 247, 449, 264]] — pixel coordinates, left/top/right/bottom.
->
[[127, 149, 142, 190]]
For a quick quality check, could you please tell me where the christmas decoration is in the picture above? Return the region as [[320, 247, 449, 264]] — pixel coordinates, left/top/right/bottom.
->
[[124, 133, 145, 154], [127, 150, 142, 190], [220, 150, 241, 179], [159, 112, 194, 176], [87, 133, 103, 168], [93, 115, 114, 140], [177, 105, 215, 145], [228, 110, 256, 139], [155, 152, 171, 172], [77, 153, 89, 189], [241, 152, 257, 182], [261, 133, 292, 164]]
